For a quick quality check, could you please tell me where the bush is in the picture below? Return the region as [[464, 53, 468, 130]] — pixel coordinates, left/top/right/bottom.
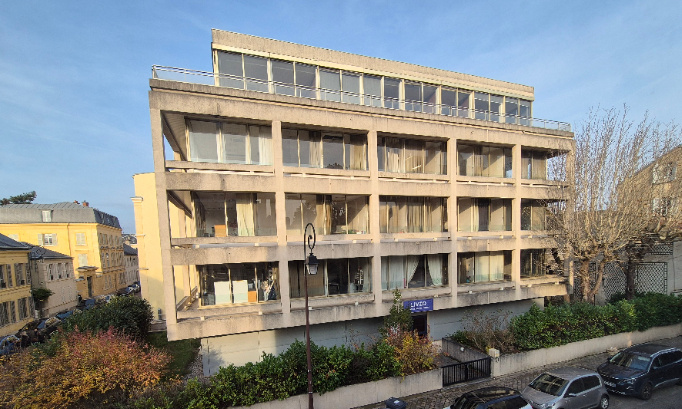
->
[[63, 296, 154, 340], [451, 309, 516, 353], [0, 328, 170, 409], [510, 294, 682, 350]]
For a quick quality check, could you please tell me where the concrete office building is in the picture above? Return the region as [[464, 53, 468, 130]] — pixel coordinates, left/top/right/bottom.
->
[[136, 29, 574, 375]]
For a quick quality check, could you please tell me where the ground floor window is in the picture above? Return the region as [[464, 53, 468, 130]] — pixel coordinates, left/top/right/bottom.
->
[[200, 262, 279, 306], [458, 251, 511, 284], [381, 254, 448, 290], [289, 257, 371, 298]]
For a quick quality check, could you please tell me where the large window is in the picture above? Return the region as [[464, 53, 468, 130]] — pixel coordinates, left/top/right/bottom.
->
[[282, 128, 367, 170], [188, 119, 272, 165], [14, 263, 26, 286], [289, 257, 371, 298], [521, 200, 548, 230], [377, 136, 446, 175], [458, 251, 511, 284], [381, 254, 448, 290], [458, 144, 512, 178], [193, 192, 276, 237], [380, 196, 447, 233], [521, 249, 549, 278], [200, 262, 279, 305], [458, 198, 511, 232], [521, 149, 548, 179], [285, 194, 369, 235], [0, 265, 7, 288]]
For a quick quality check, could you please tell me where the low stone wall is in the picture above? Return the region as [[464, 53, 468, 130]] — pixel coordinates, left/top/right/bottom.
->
[[493, 323, 682, 377], [231, 368, 442, 409]]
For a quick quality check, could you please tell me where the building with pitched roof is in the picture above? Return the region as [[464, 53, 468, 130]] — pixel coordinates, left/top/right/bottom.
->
[[0, 234, 33, 336], [0, 202, 125, 299], [27, 245, 78, 317]]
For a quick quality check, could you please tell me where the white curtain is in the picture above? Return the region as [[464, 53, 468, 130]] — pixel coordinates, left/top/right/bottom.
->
[[309, 132, 322, 168], [488, 147, 504, 177], [236, 194, 254, 236], [474, 253, 488, 283], [381, 258, 389, 290], [458, 198, 473, 232], [427, 254, 443, 286], [489, 251, 504, 281], [258, 126, 273, 165], [389, 256, 404, 290], [406, 255, 420, 287]]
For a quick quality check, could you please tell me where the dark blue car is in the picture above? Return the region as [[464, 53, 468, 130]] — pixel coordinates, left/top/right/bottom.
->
[[597, 343, 682, 400]]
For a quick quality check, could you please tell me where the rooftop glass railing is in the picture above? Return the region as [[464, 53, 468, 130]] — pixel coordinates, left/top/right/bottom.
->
[[152, 65, 571, 132]]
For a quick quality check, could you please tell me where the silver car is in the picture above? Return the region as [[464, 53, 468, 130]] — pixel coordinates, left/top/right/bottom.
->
[[522, 367, 609, 409]]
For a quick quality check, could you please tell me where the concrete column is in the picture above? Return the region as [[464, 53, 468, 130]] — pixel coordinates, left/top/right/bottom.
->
[[271, 120, 290, 314]]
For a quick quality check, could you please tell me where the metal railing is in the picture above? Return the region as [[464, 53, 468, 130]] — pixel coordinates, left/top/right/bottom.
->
[[442, 357, 492, 386], [152, 66, 571, 132]]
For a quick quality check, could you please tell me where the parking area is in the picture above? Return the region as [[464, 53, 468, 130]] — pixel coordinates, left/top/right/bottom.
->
[[354, 335, 682, 409]]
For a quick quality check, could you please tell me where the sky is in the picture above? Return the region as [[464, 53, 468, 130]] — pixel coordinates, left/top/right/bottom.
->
[[1, 0, 681, 233]]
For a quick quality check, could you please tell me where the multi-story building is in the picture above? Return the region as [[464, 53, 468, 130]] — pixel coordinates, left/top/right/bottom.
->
[[123, 244, 139, 288], [0, 234, 34, 337], [136, 30, 574, 374], [0, 202, 125, 300], [27, 245, 78, 317]]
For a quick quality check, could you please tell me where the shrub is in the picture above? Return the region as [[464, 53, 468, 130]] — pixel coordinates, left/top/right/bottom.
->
[[384, 329, 437, 376], [451, 309, 516, 353], [379, 290, 412, 337], [0, 328, 170, 409], [63, 296, 154, 340]]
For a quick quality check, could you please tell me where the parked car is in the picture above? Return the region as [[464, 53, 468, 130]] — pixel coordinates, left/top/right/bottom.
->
[[447, 386, 531, 409], [37, 316, 61, 338], [0, 335, 19, 356], [522, 367, 609, 409], [597, 343, 682, 400]]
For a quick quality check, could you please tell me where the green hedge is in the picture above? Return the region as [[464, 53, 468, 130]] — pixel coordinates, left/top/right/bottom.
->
[[511, 293, 682, 350], [62, 296, 153, 340], [128, 340, 400, 408]]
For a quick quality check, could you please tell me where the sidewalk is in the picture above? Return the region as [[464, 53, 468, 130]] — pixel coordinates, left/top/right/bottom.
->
[[353, 335, 682, 409]]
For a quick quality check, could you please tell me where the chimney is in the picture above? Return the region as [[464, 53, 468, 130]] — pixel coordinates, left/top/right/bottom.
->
[[74, 200, 80, 204], [83, 201, 89, 207]]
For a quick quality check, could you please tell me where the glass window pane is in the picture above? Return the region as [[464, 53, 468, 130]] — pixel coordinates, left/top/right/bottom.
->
[[222, 123, 248, 164], [404, 139, 425, 173], [490, 95, 503, 122], [474, 92, 489, 120], [320, 69, 341, 102], [386, 138, 403, 173], [331, 195, 347, 234], [423, 85, 437, 114], [299, 130, 312, 167], [285, 194, 302, 234], [520, 100, 531, 126], [272, 59, 294, 96], [189, 120, 219, 163], [295, 63, 316, 98], [384, 77, 401, 109], [441, 88, 456, 116], [254, 193, 276, 236], [425, 141, 443, 175], [323, 134, 344, 169], [244, 55, 268, 92], [342, 72, 361, 104], [347, 195, 369, 234], [363, 75, 381, 107], [377, 136, 386, 172], [327, 259, 349, 295], [405, 82, 421, 112], [458, 144, 475, 176], [217, 52, 244, 89], [282, 129, 299, 166], [505, 97, 518, 124], [457, 90, 471, 118], [195, 192, 225, 237]]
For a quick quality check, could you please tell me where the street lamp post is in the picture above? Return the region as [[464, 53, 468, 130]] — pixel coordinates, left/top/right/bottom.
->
[[303, 223, 318, 409]]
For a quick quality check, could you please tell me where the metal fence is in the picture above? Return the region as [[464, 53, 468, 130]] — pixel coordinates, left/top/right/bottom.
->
[[151, 65, 572, 132], [442, 357, 492, 387]]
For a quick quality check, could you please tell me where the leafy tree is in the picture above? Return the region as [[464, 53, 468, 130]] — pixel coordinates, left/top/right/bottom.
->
[[63, 295, 153, 340], [1, 190, 36, 205], [379, 289, 412, 337], [31, 287, 53, 303], [0, 328, 170, 409]]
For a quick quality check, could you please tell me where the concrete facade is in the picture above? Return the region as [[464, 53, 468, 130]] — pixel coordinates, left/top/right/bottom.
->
[[137, 30, 574, 372]]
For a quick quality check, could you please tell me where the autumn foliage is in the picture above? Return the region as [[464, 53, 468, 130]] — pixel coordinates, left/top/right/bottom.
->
[[0, 328, 170, 409]]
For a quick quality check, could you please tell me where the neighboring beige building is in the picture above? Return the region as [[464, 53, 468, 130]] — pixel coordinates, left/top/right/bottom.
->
[[27, 245, 78, 317], [137, 29, 574, 374], [0, 234, 34, 337], [0, 202, 126, 300], [123, 244, 139, 288]]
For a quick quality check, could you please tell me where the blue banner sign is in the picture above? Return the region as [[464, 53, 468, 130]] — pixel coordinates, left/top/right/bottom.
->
[[403, 299, 433, 313]]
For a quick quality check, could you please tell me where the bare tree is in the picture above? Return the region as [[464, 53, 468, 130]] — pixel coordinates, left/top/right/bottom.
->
[[550, 107, 682, 302]]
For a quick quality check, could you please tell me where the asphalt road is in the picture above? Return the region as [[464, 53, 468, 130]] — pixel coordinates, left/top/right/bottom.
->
[[355, 335, 682, 409]]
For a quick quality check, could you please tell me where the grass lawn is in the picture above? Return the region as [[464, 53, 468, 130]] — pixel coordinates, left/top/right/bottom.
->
[[147, 331, 201, 378]]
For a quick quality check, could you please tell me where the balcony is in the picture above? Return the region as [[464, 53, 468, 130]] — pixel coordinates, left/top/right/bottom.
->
[[151, 65, 572, 132]]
